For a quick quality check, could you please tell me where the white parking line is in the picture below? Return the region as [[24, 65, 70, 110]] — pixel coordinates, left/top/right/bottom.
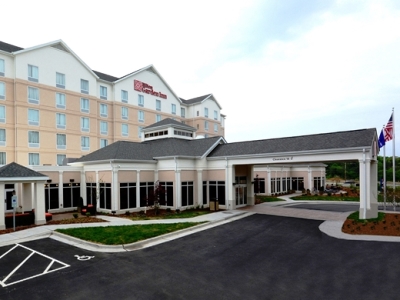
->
[[0, 244, 70, 287]]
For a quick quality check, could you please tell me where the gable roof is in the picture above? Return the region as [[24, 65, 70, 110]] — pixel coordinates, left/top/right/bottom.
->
[[92, 70, 119, 82], [0, 162, 48, 179], [72, 136, 224, 164], [0, 41, 24, 53], [180, 93, 222, 109], [144, 118, 196, 131], [208, 128, 377, 158]]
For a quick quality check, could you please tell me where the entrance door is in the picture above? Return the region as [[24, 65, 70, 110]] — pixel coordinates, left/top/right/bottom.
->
[[4, 189, 14, 212], [235, 185, 247, 206]]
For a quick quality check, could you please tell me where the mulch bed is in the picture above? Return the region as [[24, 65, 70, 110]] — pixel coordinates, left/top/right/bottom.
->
[[342, 213, 400, 236]]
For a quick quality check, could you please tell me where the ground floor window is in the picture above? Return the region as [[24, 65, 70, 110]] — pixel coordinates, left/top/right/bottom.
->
[[292, 177, 304, 191], [254, 177, 265, 193], [99, 183, 111, 209], [181, 181, 194, 207], [313, 177, 325, 191], [209, 181, 226, 205], [5, 184, 14, 210], [140, 182, 154, 207], [203, 181, 207, 205], [45, 183, 59, 211], [159, 182, 173, 206], [63, 183, 80, 208], [86, 183, 97, 206], [120, 182, 136, 209]]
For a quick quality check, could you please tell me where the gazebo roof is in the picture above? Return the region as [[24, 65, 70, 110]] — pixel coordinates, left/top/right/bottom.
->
[[0, 162, 48, 182]]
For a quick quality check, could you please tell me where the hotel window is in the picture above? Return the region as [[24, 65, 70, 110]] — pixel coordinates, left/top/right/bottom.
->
[[28, 153, 40, 165], [204, 120, 209, 131], [0, 129, 5, 146], [181, 107, 185, 118], [181, 181, 194, 206], [121, 90, 128, 103], [204, 107, 208, 118], [100, 121, 108, 135], [121, 107, 128, 120], [28, 109, 39, 126], [138, 111, 144, 122], [0, 152, 6, 164], [56, 134, 66, 150], [0, 82, 5, 99], [120, 182, 137, 209], [122, 124, 128, 136], [81, 136, 90, 151], [138, 126, 143, 138], [156, 114, 161, 122], [57, 154, 66, 166], [171, 104, 176, 115], [100, 103, 108, 117], [28, 131, 39, 147], [0, 105, 5, 123], [28, 64, 39, 82], [81, 79, 89, 94], [197, 111, 199, 116], [214, 110, 218, 120], [0, 59, 4, 76], [56, 113, 66, 129], [100, 86, 107, 100], [28, 87, 39, 104], [81, 117, 90, 132], [138, 94, 144, 107], [100, 139, 108, 148], [56, 72, 65, 89], [214, 124, 218, 132], [80, 98, 89, 113], [156, 99, 161, 111], [56, 93, 66, 109]]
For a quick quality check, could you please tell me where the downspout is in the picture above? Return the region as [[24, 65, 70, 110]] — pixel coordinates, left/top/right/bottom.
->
[[363, 148, 367, 219]]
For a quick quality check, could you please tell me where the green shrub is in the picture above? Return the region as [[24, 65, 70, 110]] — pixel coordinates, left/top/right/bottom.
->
[[73, 213, 78, 219], [86, 212, 91, 217]]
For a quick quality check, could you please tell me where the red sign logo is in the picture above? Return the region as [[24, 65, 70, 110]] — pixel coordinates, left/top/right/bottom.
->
[[134, 80, 167, 99]]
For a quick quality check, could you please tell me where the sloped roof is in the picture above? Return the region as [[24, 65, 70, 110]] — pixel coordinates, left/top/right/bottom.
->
[[92, 70, 119, 82], [180, 93, 222, 109], [208, 128, 377, 158], [73, 136, 223, 163], [0, 162, 47, 178], [144, 118, 196, 131], [0, 41, 24, 53]]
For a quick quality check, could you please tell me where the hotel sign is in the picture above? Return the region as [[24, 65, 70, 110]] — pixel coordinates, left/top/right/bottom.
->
[[273, 157, 293, 161], [134, 80, 167, 99]]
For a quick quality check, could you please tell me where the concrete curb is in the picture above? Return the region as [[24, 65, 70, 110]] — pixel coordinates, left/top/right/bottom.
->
[[49, 211, 253, 252]]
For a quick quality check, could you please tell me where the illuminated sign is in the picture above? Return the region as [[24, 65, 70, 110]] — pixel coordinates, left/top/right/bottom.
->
[[134, 80, 167, 99]]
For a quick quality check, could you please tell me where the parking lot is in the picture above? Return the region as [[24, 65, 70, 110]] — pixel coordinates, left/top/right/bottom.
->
[[1, 213, 400, 299]]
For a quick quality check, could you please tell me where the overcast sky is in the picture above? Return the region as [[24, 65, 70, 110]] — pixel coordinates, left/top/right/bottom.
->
[[2, 0, 399, 156]]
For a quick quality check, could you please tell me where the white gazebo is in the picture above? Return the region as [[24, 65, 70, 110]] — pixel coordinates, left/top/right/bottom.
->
[[0, 162, 49, 230]]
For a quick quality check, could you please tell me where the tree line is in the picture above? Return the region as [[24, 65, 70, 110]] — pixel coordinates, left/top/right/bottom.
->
[[325, 156, 400, 181]]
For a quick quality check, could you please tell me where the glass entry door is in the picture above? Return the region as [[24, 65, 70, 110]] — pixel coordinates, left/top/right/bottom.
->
[[4, 189, 14, 212], [235, 185, 247, 206]]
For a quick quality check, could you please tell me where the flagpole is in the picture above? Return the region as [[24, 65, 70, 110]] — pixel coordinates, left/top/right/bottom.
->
[[392, 108, 396, 210], [383, 130, 386, 210]]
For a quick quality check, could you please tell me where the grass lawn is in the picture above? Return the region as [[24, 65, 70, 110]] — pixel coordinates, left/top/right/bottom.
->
[[290, 195, 360, 201], [130, 210, 210, 220], [56, 222, 204, 245], [257, 196, 286, 203]]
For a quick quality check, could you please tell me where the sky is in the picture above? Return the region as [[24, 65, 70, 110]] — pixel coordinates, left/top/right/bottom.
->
[[2, 0, 399, 156]]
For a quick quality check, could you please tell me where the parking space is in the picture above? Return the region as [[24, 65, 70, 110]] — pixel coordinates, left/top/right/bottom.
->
[[285, 203, 360, 212], [1, 214, 400, 299]]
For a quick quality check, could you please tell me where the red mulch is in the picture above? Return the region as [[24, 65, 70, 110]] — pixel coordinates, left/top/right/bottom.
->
[[342, 213, 400, 236]]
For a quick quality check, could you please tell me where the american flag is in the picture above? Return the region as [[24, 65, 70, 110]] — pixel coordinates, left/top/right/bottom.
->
[[384, 113, 393, 142]]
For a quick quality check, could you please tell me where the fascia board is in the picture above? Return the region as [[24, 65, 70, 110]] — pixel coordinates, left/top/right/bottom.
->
[[201, 137, 227, 159], [69, 159, 157, 166], [154, 156, 199, 160], [0, 50, 13, 56], [201, 94, 223, 110], [12, 39, 100, 80], [0, 176, 49, 182], [143, 124, 196, 132], [206, 147, 372, 161]]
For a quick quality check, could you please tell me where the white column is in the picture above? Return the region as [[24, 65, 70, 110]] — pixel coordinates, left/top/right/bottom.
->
[[154, 170, 159, 182], [95, 171, 99, 210], [22, 183, 32, 211], [267, 168, 271, 195], [226, 164, 235, 210], [308, 166, 312, 192], [34, 182, 46, 225], [112, 167, 119, 211], [247, 165, 254, 206], [80, 170, 86, 204], [280, 168, 283, 193], [175, 170, 181, 209], [197, 169, 203, 207], [136, 171, 141, 208], [58, 171, 63, 210], [359, 157, 378, 219], [0, 183, 5, 230]]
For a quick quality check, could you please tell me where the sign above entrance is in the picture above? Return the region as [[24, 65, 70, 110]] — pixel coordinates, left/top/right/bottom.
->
[[134, 80, 167, 99], [273, 157, 293, 161]]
